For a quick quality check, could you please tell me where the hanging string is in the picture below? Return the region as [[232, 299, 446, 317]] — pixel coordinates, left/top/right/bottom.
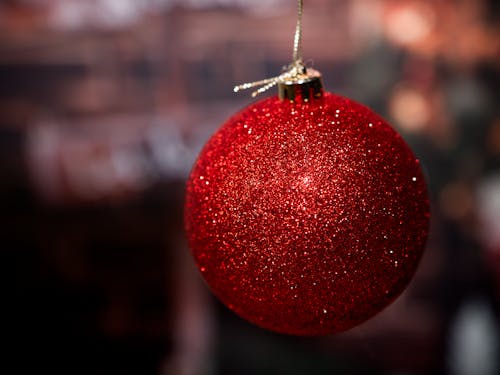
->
[[234, 0, 306, 97], [292, 0, 303, 65]]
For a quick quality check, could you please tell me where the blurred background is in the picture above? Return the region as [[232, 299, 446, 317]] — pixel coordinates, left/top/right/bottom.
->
[[4, 0, 499, 374]]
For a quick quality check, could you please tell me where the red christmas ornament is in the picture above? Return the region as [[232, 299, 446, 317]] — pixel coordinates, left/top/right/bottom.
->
[[185, 1, 429, 335], [185, 89, 429, 335]]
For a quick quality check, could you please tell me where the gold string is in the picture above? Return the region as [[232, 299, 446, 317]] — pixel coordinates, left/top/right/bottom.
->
[[293, 0, 303, 64], [234, 0, 305, 97]]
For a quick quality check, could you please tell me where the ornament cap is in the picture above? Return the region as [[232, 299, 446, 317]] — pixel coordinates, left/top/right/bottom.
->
[[278, 68, 323, 102]]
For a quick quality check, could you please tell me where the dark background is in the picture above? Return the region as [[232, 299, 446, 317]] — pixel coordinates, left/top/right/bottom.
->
[[4, 0, 499, 374]]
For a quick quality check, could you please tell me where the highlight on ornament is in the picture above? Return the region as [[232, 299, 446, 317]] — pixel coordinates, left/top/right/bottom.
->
[[184, 0, 430, 336]]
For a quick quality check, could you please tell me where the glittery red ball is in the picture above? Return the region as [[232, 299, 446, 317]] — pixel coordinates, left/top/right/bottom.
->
[[184, 92, 430, 336]]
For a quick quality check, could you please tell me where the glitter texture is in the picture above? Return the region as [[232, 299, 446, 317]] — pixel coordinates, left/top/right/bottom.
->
[[184, 92, 430, 336]]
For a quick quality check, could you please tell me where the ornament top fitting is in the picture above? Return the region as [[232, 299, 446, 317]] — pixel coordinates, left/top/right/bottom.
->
[[233, 61, 324, 103], [277, 63, 323, 102]]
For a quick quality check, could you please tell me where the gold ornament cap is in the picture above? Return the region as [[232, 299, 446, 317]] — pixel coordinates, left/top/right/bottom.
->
[[278, 67, 323, 102], [233, 64, 324, 102]]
